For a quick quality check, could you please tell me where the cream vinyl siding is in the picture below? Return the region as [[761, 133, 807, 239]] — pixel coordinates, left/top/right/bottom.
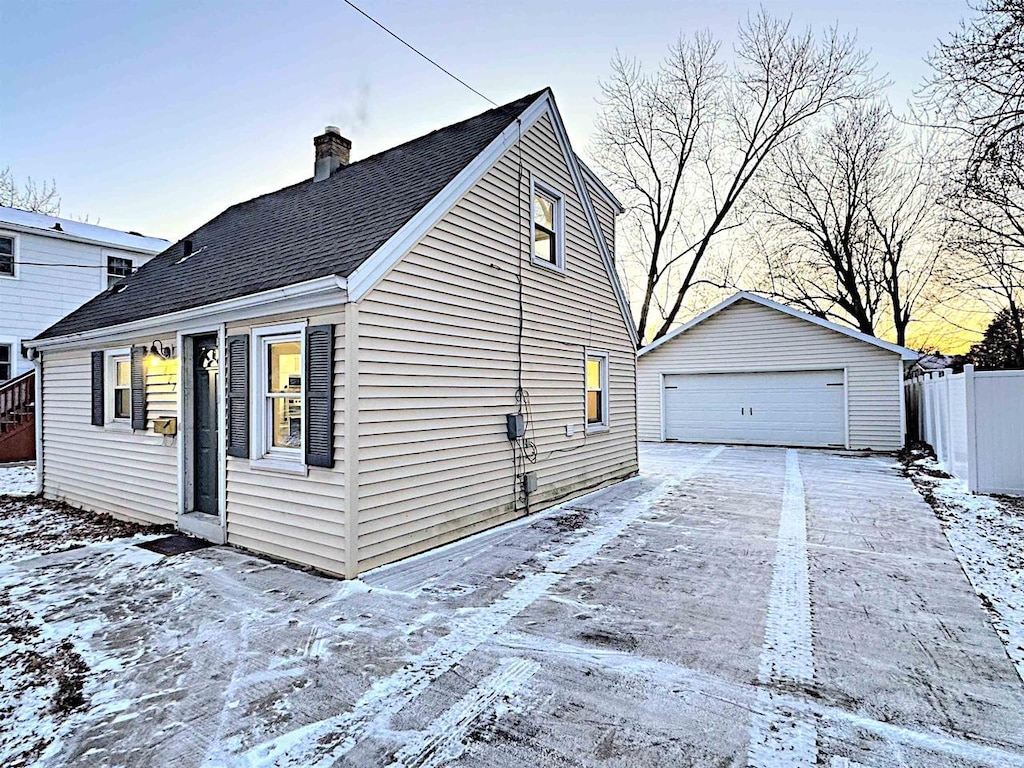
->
[[224, 308, 346, 576], [355, 113, 637, 571], [637, 299, 905, 449], [583, 178, 617, 257], [40, 340, 178, 525]]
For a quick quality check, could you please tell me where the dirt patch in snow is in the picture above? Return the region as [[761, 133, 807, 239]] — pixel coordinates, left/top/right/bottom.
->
[[0, 496, 169, 564]]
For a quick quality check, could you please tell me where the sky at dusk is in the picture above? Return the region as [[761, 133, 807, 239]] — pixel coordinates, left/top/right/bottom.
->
[[0, 0, 975, 348]]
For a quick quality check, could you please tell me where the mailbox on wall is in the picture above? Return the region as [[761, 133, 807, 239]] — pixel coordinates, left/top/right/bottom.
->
[[152, 418, 177, 436]]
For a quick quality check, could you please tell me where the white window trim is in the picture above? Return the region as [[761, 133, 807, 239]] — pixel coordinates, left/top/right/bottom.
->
[[250, 321, 307, 474], [105, 347, 132, 429], [585, 349, 610, 433], [529, 175, 566, 274], [104, 251, 134, 290], [0, 340, 13, 381], [0, 231, 18, 280]]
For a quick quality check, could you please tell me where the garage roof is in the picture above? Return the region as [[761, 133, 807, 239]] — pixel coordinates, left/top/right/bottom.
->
[[639, 292, 920, 361]]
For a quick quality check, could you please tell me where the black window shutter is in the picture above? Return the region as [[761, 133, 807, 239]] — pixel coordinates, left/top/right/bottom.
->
[[130, 345, 147, 431], [226, 334, 250, 458], [90, 351, 105, 426], [304, 324, 334, 468]]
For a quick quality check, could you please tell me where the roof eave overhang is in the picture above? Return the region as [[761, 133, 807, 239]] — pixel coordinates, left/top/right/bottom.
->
[[26, 275, 348, 352], [0, 220, 168, 254]]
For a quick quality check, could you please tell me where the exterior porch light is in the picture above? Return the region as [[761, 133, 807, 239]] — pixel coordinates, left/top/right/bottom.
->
[[148, 340, 173, 367]]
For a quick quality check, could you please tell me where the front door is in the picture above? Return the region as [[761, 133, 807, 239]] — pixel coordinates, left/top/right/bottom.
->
[[191, 334, 220, 515]]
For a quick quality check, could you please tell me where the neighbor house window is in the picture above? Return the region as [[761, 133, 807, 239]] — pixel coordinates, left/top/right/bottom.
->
[[109, 354, 131, 421], [107, 255, 133, 288], [586, 351, 609, 430], [0, 236, 15, 277], [260, 333, 303, 457], [532, 179, 565, 271], [0, 344, 11, 381]]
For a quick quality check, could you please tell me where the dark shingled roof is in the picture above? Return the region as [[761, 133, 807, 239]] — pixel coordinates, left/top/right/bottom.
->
[[37, 89, 546, 340]]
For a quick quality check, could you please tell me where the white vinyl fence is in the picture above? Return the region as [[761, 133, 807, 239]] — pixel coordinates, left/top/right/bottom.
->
[[905, 364, 1024, 494]]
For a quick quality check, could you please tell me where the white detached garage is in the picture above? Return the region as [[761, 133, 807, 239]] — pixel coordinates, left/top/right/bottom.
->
[[638, 293, 919, 450]]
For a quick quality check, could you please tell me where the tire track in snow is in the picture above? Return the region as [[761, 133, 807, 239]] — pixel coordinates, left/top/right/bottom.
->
[[235, 446, 726, 768], [748, 449, 817, 768], [386, 657, 539, 768]]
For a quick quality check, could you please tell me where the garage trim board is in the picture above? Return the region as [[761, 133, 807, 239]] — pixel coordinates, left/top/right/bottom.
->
[[660, 366, 851, 449]]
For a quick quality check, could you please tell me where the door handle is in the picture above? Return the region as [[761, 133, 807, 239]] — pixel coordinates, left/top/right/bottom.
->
[[741, 407, 745, 415]]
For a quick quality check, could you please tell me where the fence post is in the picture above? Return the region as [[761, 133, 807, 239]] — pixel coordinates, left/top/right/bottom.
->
[[964, 364, 979, 493], [943, 368, 956, 470]]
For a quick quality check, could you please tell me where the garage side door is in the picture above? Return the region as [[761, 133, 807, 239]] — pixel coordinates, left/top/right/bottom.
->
[[663, 370, 846, 448]]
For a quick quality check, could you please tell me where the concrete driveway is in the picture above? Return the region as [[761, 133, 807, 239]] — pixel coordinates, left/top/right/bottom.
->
[[3, 444, 1023, 767]]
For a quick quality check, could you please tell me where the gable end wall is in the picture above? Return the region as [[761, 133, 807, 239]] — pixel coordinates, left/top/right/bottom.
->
[[353, 113, 638, 572]]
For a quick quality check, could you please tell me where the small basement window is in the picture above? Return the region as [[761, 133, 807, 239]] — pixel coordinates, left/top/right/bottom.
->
[[107, 255, 133, 288], [0, 236, 15, 277], [109, 354, 131, 421], [0, 344, 11, 381], [532, 179, 564, 271], [586, 351, 609, 430]]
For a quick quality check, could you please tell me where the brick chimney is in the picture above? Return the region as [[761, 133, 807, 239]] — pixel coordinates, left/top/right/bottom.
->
[[313, 126, 351, 182]]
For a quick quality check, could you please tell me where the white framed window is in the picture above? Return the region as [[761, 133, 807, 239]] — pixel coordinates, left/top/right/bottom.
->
[[585, 350, 609, 431], [530, 176, 565, 273], [106, 349, 131, 423], [0, 234, 17, 279], [252, 322, 305, 469], [0, 344, 11, 381], [106, 255, 133, 288]]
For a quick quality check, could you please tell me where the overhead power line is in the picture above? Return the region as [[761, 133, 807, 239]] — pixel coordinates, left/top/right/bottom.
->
[[341, 0, 497, 107]]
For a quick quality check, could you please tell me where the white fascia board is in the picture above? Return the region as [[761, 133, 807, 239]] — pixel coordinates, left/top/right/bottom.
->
[[26, 275, 348, 351], [639, 291, 920, 360], [344, 91, 640, 348]]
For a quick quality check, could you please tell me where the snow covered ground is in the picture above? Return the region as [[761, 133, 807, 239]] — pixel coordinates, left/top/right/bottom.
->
[[0, 463, 36, 496], [1, 445, 1022, 767], [903, 449, 1024, 684]]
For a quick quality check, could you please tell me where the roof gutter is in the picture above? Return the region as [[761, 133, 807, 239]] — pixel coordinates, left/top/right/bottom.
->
[[26, 275, 348, 351]]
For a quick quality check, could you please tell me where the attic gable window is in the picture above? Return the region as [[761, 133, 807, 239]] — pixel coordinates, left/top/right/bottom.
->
[[107, 255, 133, 288], [531, 178, 565, 272], [0, 236, 15, 277]]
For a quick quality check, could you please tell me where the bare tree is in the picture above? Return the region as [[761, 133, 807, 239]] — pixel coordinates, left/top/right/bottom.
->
[[594, 11, 873, 341], [0, 166, 61, 215], [923, 1, 1024, 350], [758, 104, 942, 345]]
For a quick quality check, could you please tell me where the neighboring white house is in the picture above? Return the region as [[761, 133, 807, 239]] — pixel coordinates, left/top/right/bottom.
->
[[637, 292, 919, 450], [26, 89, 639, 578], [0, 206, 167, 380]]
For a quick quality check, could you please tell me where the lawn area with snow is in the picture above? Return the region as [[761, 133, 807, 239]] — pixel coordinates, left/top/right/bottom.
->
[[903, 447, 1024, 683], [0, 463, 37, 497]]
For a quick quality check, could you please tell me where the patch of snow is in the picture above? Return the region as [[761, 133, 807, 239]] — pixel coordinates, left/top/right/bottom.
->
[[385, 657, 539, 768], [910, 456, 1024, 683], [0, 463, 36, 496], [747, 449, 817, 768]]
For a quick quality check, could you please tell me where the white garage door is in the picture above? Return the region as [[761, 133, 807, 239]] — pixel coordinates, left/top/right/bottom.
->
[[664, 370, 846, 447]]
